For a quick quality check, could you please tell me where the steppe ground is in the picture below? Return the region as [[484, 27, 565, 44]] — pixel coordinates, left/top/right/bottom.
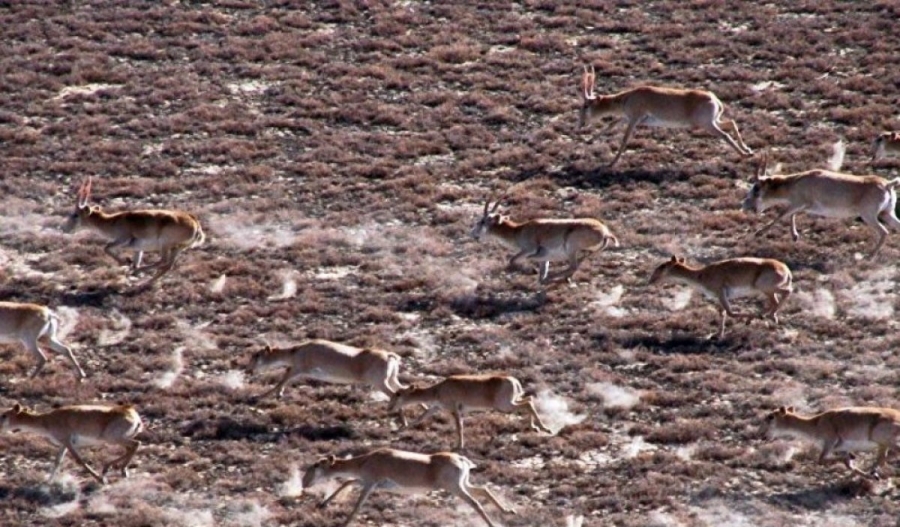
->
[[1, 1, 900, 526]]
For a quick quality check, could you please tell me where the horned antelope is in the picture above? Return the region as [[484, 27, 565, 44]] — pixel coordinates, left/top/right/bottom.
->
[[0, 301, 85, 379], [742, 152, 900, 258], [470, 198, 618, 285], [1, 403, 143, 484], [389, 374, 552, 449], [61, 177, 205, 284], [246, 339, 407, 400], [764, 406, 900, 479], [578, 65, 753, 167], [302, 448, 515, 527], [872, 132, 900, 162], [648, 256, 792, 339]]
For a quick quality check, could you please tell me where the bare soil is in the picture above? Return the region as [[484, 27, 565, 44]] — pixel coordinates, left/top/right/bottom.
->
[[1, 1, 900, 526]]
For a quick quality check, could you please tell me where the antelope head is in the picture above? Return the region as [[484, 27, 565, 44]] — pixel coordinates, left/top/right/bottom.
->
[[578, 64, 597, 128], [648, 256, 686, 285], [61, 177, 97, 233], [469, 198, 504, 241], [741, 151, 770, 213]]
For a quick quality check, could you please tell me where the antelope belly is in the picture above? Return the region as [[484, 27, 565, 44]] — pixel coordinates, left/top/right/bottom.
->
[[641, 115, 691, 129], [834, 440, 878, 453], [725, 286, 758, 299], [378, 480, 431, 494]]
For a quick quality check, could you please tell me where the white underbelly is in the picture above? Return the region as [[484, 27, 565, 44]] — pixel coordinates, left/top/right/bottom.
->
[[724, 286, 758, 299], [70, 434, 107, 448], [378, 480, 431, 494], [833, 439, 878, 453], [300, 368, 356, 384], [642, 115, 691, 129], [0, 334, 23, 344], [130, 239, 164, 251], [805, 204, 857, 219]]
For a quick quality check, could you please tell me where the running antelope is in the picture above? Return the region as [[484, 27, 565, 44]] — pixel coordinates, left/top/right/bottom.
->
[[0, 301, 85, 379], [764, 406, 900, 478], [742, 152, 900, 258], [246, 339, 407, 400], [0, 403, 143, 484], [648, 256, 792, 339], [578, 65, 753, 167], [389, 374, 552, 449], [470, 198, 618, 285], [302, 448, 515, 527], [872, 132, 900, 163], [61, 177, 205, 284]]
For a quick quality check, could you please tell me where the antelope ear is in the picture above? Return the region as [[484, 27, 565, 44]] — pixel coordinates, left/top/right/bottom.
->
[[12, 403, 22, 412], [776, 406, 786, 414], [669, 255, 677, 262], [787, 406, 795, 413], [677, 257, 685, 264], [327, 454, 337, 465]]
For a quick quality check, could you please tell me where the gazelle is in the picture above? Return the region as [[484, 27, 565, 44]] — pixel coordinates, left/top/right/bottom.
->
[[1, 403, 143, 484], [872, 132, 900, 162], [302, 448, 515, 527], [61, 177, 205, 284], [470, 198, 618, 285], [0, 301, 85, 379], [742, 152, 900, 258], [764, 406, 900, 478], [578, 65, 753, 167], [389, 374, 552, 449], [246, 339, 407, 400], [648, 256, 792, 339]]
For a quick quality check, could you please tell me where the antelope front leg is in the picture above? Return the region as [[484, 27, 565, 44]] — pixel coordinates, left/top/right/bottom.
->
[[319, 479, 358, 509], [754, 206, 805, 239], [104, 239, 132, 266], [608, 118, 639, 168], [506, 250, 530, 272]]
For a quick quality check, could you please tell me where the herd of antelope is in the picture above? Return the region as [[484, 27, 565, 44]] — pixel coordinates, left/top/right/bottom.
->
[[2, 67, 900, 526]]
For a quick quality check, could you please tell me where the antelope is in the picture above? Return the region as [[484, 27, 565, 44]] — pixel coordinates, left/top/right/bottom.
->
[[246, 339, 407, 400], [302, 448, 515, 527], [764, 406, 900, 478], [0, 301, 85, 379], [470, 198, 619, 285], [578, 65, 753, 167], [0, 403, 143, 484], [872, 132, 900, 162], [648, 256, 792, 339], [742, 152, 900, 258], [389, 374, 553, 449], [61, 177, 205, 284]]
